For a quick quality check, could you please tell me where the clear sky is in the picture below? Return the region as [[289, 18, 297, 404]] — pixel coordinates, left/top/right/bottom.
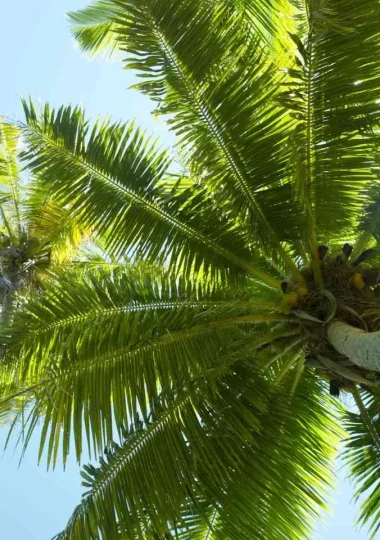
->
[[0, 1, 371, 539]]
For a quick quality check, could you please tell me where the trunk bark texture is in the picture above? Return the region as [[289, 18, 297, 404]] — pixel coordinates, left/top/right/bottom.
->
[[327, 321, 380, 372], [0, 290, 15, 327], [0, 273, 20, 329]]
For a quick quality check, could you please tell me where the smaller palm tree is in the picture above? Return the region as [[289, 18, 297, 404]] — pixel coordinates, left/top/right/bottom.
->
[[0, 118, 88, 320], [0, 115, 94, 423]]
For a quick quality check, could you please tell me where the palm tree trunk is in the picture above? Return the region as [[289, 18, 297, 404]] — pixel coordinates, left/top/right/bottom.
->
[[0, 273, 20, 328], [0, 291, 15, 328], [327, 321, 380, 372]]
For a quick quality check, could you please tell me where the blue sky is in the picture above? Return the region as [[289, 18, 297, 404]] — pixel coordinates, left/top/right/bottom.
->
[[0, 1, 371, 538]]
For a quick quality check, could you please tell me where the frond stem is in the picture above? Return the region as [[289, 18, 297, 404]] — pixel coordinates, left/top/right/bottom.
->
[[305, 29, 323, 288], [210, 313, 294, 327], [352, 386, 380, 455], [204, 508, 218, 540]]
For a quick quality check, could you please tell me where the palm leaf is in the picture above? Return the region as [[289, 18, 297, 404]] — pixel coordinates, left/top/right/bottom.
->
[[6, 1, 380, 537], [69, 0, 306, 277], [52, 369, 340, 540], [19, 99, 282, 287], [22, 181, 89, 264], [67, 0, 125, 59], [282, 0, 380, 246], [343, 387, 380, 538], [0, 263, 293, 466]]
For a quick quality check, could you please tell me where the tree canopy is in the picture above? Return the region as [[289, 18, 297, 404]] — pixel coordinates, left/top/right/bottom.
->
[[2, 0, 380, 538]]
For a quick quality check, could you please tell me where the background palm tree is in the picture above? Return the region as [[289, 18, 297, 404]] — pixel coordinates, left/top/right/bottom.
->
[[3, 0, 380, 538], [0, 117, 95, 423], [0, 118, 89, 311]]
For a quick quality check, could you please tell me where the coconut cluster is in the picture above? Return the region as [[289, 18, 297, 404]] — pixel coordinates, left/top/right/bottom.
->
[[279, 243, 380, 394], [0, 230, 51, 295]]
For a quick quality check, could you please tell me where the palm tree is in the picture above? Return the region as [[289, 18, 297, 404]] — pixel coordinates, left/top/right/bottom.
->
[[0, 117, 88, 316], [0, 120, 54, 325], [0, 116, 94, 422], [3, 0, 380, 537]]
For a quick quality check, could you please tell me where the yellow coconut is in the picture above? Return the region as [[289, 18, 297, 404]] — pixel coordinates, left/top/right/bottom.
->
[[297, 285, 309, 297], [349, 273, 365, 290], [285, 292, 300, 307], [280, 292, 299, 314]]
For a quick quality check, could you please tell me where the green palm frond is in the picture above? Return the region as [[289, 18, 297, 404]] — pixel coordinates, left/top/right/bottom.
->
[[170, 378, 342, 540], [206, 373, 341, 540], [168, 500, 220, 540], [68, 0, 296, 68], [22, 182, 88, 264], [70, 0, 305, 278], [53, 370, 340, 540], [283, 0, 380, 246], [225, 0, 295, 48], [343, 388, 380, 538], [67, 0, 125, 59], [4, 0, 380, 537], [0, 263, 292, 466], [19, 99, 283, 287], [0, 378, 30, 426], [69, 0, 380, 263], [0, 119, 95, 319]]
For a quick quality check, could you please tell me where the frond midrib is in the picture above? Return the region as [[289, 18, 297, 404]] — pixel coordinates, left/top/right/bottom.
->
[[204, 507, 218, 540], [24, 299, 233, 336]]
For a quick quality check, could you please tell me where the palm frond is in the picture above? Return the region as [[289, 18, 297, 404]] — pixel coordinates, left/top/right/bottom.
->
[[69, 0, 294, 63], [226, 0, 294, 47], [6, 1, 380, 537], [70, 0, 306, 277], [169, 501, 220, 540], [282, 0, 380, 249], [67, 0, 125, 59], [53, 368, 340, 540], [208, 373, 341, 540], [19, 99, 282, 287], [343, 387, 380, 538], [68, 0, 380, 260], [22, 181, 89, 264], [0, 263, 293, 465]]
